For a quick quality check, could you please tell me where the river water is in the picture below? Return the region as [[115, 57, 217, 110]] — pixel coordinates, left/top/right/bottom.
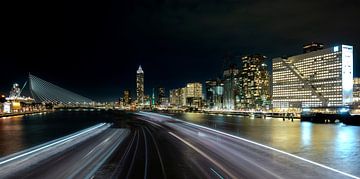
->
[[0, 110, 121, 157], [0, 111, 359, 176]]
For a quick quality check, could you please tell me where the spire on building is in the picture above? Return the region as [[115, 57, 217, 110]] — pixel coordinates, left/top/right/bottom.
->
[[137, 65, 144, 74]]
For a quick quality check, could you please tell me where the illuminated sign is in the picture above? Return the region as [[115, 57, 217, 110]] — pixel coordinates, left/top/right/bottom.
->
[[334, 46, 339, 52], [342, 45, 353, 104], [12, 101, 21, 110], [3, 102, 11, 113]]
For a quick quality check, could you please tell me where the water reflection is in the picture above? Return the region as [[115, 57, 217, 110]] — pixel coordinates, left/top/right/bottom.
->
[[0, 116, 24, 155], [172, 112, 360, 176], [301, 122, 312, 146], [0, 111, 111, 157]]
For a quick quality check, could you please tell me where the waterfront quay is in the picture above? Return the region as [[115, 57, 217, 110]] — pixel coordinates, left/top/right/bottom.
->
[[0, 110, 51, 118], [154, 107, 360, 125]]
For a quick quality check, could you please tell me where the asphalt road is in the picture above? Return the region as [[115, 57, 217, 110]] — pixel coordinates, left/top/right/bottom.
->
[[98, 112, 359, 179], [96, 117, 223, 179]]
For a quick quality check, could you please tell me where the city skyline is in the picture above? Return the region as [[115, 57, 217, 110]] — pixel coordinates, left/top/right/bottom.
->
[[0, 42, 358, 102]]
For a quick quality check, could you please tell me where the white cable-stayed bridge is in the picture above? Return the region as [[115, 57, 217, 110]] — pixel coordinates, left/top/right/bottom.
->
[[28, 74, 93, 104]]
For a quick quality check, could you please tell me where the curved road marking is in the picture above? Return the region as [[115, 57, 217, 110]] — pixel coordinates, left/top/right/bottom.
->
[[168, 132, 237, 179]]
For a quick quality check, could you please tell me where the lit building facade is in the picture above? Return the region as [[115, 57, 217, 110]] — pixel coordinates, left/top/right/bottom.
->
[[170, 89, 181, 107], [240, 55, 270, 110], [185, 82, 203, 108], [353, 78, 360, 103], [143, 95, 151, 107], [205, 79, 224, 109], [205, 80, 217, 108], [223, 64, 240, 110], [272, 45, 353, 112], [123, 90, 131, 106], [157, 87, 166, 105], [136, 66, 144, 105], [180, 87, 187, 106], [169, 87, 187, 108]]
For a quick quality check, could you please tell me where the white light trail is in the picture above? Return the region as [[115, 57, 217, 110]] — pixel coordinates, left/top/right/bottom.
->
[[0, 123, 108, 165], [168, 132, 237, 179], [140, 112, 360, 179]]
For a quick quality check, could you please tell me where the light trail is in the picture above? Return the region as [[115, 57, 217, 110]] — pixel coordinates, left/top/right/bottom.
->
[[210, 168, 224, 179], [144, 127, 167, 179], [168, 132, 237, 179], [142, 128, 149, 179], [85, 131, 128, 179], [140, 112, 360, 179], [0, 123, 108, 165]]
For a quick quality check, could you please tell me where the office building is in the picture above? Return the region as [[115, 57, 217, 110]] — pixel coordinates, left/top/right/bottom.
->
[[170, 83, 202, 108], [272, 44, 353, 112], [170, 88, 181, 107], [143, 95, 151, 107], [240, 55, 270, 110], [180, 87, 187, 106], [205, 80, 217, 108], [169, 87, 187, 108], [157, 87, 166, 105], [136, 65, 144, 105], [223, 64, 240, 110], [205, 79, 224, 109], [185, 82, 203, 108], [123, 90, 131, 106], [353, 78, 360, 103]]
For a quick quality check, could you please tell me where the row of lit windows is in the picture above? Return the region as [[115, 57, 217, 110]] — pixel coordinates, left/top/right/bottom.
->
[[273, 93, 342, 99], [273, 91, 341, 96]]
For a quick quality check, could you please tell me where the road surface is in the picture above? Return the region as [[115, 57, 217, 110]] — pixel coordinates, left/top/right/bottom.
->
[[99, 112, 359, 179], [0, 123, 129, 179]]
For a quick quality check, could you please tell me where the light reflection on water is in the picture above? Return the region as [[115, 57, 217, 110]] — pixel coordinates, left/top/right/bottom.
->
[[0, 116, 25, 156], [172, 112, 360, 176]]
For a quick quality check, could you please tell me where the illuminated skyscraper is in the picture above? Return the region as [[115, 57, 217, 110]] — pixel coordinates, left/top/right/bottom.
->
[[205, 80, 217, 108], [157, 87, 165, 105], [240, 55, 270, 110], [206, 79, 224, 109], [136, 65, 144, 105], [223, 64, 240, 110], [272, 44, 353, 112]]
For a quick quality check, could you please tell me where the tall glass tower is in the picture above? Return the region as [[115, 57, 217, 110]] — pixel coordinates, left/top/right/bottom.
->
[[136, 65, 144, 105]]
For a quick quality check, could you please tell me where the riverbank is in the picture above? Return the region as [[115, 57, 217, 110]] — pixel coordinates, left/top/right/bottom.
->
[[0, 110, 52, 118], [152, 109, 300, 119]]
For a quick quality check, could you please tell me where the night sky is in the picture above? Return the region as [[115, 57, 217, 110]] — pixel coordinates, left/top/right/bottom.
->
[[1, 0, 360, 101]]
